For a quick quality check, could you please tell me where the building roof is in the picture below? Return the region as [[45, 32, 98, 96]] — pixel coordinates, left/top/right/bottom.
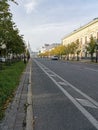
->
[[62, 18, 98, 40]]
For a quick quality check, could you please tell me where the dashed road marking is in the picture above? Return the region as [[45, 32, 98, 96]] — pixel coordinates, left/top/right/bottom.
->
[[85, 68, 98, 72], [76, 98, 98, 109], [49, 74, 56, 77], [58, 81, 68, 86], [34, 59, 98, 130]]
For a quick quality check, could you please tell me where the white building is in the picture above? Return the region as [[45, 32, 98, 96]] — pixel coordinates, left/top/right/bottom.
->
[[40, 43, 60, 53], [62, 18, 98, 58]]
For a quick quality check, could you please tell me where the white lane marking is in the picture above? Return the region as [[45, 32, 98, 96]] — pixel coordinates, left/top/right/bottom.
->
[[34, 60, 98, 130], [46, 68, 98, 107], [49, 74, 56, 77], [76, 98, 98, 109], [63, 63, 98, 72], [58, 81, 68, 86], [34, 59, 98, 129], [85, 68, 98, 72], [34, 60, 98, 107]]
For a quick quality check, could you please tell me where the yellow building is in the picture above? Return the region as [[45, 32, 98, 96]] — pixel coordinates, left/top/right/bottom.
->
[[62, 18, 98, 59]]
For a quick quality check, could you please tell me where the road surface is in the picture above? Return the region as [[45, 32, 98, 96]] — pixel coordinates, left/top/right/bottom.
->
[[31, 58, 98, 130]]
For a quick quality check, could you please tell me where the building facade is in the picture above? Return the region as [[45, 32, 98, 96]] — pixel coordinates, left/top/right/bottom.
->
[[62, 18, 98, 58]]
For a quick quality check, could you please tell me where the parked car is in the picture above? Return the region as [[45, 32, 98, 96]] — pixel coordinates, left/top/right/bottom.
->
[[0, 57, 6, 62], [51, 55, 59, 60]]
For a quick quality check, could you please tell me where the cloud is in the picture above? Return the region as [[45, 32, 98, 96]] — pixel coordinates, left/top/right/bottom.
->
[[24, 0, 38, 14], [22, 22, 75, 50]]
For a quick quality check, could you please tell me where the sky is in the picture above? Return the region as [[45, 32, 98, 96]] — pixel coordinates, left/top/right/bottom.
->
[[9, 0, 98, 52]]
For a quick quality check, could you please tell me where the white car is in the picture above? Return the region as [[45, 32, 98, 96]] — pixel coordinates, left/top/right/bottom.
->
[[0, 57, 6, 62], [51, 55, 59, 60]]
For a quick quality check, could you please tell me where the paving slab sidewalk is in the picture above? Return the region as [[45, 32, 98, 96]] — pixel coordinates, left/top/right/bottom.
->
[[0, 60, 33, 130]]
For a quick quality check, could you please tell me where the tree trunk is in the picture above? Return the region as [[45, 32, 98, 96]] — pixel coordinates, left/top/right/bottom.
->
[[91, 53, 93, 62]]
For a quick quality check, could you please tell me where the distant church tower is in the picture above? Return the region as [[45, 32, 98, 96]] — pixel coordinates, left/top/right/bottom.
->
[[27, 41, 32, 55]]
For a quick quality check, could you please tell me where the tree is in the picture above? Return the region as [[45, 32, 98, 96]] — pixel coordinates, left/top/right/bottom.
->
[[86, 36, 96, 62], [63, 39, 80, 61], [75, 39, 81, 61], [69, 42, 76, 59], [53, 45, 66, 58], [65, 44, 71, 60], [0, 0, 26, 59]]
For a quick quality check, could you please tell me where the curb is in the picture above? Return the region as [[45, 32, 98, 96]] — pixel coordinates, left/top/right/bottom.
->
[[0, 61, 31, 130], [26, 60, 33, 130]]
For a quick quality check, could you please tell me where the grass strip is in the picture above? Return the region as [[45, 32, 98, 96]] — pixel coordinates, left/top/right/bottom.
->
[[0, 61, 26, 120]]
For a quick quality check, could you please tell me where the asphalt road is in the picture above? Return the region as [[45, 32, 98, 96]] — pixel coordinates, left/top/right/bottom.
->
[[32, 58, 98, 130]]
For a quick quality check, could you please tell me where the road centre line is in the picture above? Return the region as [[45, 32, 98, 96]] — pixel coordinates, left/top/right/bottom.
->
[[34, 59, 98, 129], [64, 63, 98, 72], [85, 67, 98, 72], [72, 65, 98, 72]]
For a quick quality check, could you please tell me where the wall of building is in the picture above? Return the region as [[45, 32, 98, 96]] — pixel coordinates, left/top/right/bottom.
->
[[62, 18, 98, 59]]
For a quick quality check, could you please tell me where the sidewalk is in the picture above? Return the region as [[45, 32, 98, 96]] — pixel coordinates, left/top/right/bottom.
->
[[0, 60, 33, 130]]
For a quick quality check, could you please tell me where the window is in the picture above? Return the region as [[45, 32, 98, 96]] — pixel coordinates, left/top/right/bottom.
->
[[80, 38, 82, 44], [91, 34, 93, 37], [85, 36, 87, 44], [97, 32, 98, 40]]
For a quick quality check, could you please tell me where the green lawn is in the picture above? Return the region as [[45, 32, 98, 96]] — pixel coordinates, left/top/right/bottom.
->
[[0, 61, 26, 120]]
